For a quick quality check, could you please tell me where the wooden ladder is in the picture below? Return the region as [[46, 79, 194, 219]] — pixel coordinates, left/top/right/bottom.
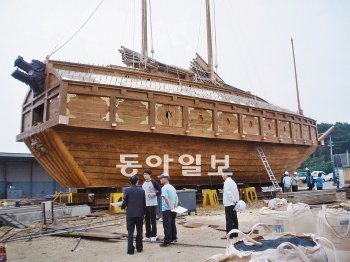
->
[[256, 145, 281, 191]]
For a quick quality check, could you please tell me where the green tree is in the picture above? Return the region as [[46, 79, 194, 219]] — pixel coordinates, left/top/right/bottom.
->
[[299, 122, 350, 173]]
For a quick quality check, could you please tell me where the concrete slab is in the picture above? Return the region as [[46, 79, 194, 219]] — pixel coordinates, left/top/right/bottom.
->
[[2, 205, 91, 225]]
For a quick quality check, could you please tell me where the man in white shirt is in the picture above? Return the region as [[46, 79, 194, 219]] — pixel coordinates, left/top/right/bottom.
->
[[282, 171, 292, 192], [291, 172, 299, 192], [221, 168, 239, 239], [142, 169, 161, 242]]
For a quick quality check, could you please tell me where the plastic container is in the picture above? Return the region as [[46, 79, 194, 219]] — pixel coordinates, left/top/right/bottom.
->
[[0, 246, 6, 262]]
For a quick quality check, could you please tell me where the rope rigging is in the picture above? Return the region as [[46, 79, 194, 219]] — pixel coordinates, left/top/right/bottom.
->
[[46, 0, 104, 60]]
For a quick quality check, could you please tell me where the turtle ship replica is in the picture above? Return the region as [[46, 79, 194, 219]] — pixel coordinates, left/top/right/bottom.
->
[[12, 0, 327, 189]]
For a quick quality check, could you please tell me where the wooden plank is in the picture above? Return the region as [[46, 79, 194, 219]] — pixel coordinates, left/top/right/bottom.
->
[[16, 117, 60, 142], [276, 190, 337, 205], [63, 230, 125, 239]]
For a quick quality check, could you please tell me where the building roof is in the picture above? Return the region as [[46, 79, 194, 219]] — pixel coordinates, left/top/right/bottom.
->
[[0, 152, 33, 159]]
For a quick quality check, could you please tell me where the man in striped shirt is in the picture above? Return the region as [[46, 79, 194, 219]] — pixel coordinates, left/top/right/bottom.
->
[[142, 169, 161, 242]]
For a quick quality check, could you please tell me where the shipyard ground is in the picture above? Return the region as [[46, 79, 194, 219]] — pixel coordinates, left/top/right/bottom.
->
[[6, 206, 258, 262], [5, 182, 347, 262]]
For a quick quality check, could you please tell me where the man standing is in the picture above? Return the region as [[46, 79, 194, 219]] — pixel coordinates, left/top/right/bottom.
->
[[336, 172, 340, 189], [306, 169, 314, 190], [291, 172, 299, 192], [316, 173, 324, 190], [280, 171, 288, 192], [282, 171, 292, 192], [142, 169, 161, 242], [221, 168, 239, 239], [121, 175, 146, 255], [158, 173, 178, 247]]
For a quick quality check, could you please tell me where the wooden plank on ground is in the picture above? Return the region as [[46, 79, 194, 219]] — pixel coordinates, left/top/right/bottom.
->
[[276, 189, 337, 205], [62, 230, 125, 239]]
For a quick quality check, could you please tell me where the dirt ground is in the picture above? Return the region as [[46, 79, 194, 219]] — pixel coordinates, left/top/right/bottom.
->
[[5, 186, 347, 262], [5, 204, 261, 262]]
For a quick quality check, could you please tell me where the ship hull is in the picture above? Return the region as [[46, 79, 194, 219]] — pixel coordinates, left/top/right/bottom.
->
[[16, 60, 319, 188], [24, 126, 317, 188]]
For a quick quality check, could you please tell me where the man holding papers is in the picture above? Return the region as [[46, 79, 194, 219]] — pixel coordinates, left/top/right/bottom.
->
[[158, 173, 179, 247]]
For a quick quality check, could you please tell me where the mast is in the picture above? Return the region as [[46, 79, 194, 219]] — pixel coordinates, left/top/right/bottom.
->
[[291, 38, 303, 115], [141, 0, 148, 59], [205, 0, 214, 81]]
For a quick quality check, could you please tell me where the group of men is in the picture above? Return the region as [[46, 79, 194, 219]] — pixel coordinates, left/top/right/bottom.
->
[[305, 169, 324, 190], [280, 171, 299, 192], [121, 169, 178, 255], [120, 168, 240, 254], [282, 169, 325, 192]]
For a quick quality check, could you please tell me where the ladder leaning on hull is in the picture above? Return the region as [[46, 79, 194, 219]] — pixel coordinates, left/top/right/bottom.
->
[[256, 145, 281, 191]]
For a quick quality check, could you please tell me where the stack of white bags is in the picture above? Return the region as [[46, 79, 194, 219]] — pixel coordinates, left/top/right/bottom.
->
[[259, 199, 350, 262], [316, 205, 350, 262], [207, 199, 350, 262], [259, 200, 316, 234]]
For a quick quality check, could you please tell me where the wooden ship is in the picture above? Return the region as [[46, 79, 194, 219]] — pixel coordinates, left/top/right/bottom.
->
[[12, 0, 326, 189]]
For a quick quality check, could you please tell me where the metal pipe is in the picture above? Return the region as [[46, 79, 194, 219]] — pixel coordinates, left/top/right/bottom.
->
[[2, 222, 120, 243], [0, 216, 122, 242], [71, 237, 81, 252], [3, 162, 7, 198], [30, 160, 33, 198]]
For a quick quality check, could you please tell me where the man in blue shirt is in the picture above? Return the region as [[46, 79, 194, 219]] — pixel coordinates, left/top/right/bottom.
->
[[316, 172, 324, 190], [158, 173, 178, 247], [306, 169, 314, 190]]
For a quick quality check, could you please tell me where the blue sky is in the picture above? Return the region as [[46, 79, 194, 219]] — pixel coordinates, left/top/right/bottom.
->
[[0, 0, 349, 153]]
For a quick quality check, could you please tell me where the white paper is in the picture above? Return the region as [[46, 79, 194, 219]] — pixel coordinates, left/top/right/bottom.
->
[[171, 206, 188, 214], [111, 201, 123, 207]]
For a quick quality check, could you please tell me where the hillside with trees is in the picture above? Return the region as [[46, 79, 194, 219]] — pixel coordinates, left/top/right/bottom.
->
[[298, 122, 350, 173]]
